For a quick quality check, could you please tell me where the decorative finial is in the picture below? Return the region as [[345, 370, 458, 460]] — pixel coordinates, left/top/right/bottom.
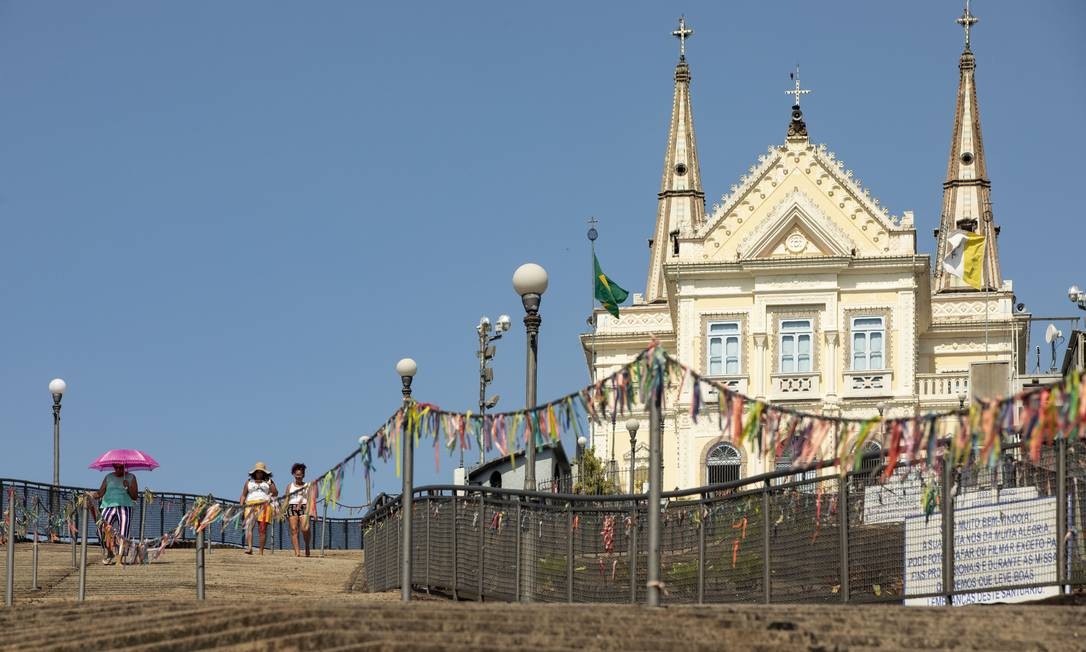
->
[[587, 216, 598, 242], [956, 0, 978, 51], [672, 15, 693, 61], [785, 65, 811, 107]]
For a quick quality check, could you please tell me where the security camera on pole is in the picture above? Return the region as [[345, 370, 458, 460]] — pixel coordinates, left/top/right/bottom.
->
[[473, 314, 510, 469]]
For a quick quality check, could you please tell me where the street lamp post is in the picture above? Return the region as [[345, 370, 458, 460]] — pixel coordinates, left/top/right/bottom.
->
[[472, 314, 510, 469], [576, 435, 587, 493], [626, 419, 640, 494], [513, 263, 548, 491], [396, 357, 417, 603], [49, 379, 67, 488]]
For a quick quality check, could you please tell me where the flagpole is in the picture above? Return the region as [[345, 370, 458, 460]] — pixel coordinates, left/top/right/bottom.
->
[[587, 218, 599, 467]]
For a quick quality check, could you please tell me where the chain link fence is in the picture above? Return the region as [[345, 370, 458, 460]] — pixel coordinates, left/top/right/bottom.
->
[[363, 439, 1084, 604]]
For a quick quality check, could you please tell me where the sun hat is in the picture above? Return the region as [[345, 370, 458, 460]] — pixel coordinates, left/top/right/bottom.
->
[[249, 461, 272, 477]]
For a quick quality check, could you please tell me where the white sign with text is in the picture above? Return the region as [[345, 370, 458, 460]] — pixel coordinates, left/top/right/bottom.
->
[[903, 497, 1058, 605]]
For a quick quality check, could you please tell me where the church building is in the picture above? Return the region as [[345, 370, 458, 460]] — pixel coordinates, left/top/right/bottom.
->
[[582, 9, 1030, 490]]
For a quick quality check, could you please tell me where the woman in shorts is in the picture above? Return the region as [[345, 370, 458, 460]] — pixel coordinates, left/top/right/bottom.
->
[[240, 462, 277, 555], [285, 462, 312, 557]]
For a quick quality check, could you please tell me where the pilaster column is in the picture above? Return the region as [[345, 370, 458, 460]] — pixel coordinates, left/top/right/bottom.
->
[[752, 333, 768, 400], [824, 331, 840, 400]]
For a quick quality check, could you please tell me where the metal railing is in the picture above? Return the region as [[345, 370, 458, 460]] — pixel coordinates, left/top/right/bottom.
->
[[1, 477, 367, 605], [363, 439, 1085, 604], [0, 478, 366, 553]]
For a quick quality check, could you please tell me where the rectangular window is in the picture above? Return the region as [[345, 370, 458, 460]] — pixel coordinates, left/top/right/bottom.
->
[[779, 319, 813, 373], [851, 316, 885, 371], [707, 321, 741, 376]]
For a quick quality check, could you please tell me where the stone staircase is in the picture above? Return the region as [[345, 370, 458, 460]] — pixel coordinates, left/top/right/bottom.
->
[[1, 598, 1082, 651]]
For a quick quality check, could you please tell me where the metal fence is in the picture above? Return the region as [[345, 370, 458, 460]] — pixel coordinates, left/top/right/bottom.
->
[[0, 478, 365, 552], [364, 438, 1086, 604]]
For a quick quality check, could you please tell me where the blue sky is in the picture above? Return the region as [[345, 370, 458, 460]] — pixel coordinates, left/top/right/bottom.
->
[[2, 1, 1084, 505]]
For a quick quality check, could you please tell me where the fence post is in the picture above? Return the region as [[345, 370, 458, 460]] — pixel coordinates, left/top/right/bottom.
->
[[72, 492, 78, 569], [566, 504, 574, 603], [697, 498, 706, 604], [514, 501, 521, 602], [4, 487, 13, 607], [195, 528, 206, 600], [77, 498, 88, 602], [138, 495, 146, 549], [839, 473, 850, 603], [646, 392, 662, 607], [320, 501, 328, 557], [1057, 435, 1068, 594], [941, 449, 955, 605], [762, 479, 771, 604], [425, 497, 431, 595], [451, 496, 459, 600], [478, 494, 485, 601], [31, 501, 39, 592]]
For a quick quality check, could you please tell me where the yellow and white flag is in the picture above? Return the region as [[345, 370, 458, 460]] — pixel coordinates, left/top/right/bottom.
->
[[942, 230, 985, 289]]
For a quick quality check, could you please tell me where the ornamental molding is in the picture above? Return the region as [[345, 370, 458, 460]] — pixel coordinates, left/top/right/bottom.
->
[[736, 189, 857, 260], [701, 145, 784, 235], [808, 144, 904, 231], [931, 341, 1013, 354], [700, 142, 910, 242], [595, 310, 673, 334]]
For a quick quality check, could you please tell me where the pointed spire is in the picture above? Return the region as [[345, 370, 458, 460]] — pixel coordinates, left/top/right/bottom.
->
[[785, 65, 811, 142], [646, 16, 706, 303], [934, 1, 1002, 292]]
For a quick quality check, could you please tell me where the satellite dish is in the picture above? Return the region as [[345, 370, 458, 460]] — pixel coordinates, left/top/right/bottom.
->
[[1044, 323, 1065, 373]]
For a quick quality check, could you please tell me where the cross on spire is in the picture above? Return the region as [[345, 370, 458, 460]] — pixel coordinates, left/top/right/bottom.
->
[[672, 15, 693, 61], [956, 0, 978, 51], [785, 65, 811, 106]]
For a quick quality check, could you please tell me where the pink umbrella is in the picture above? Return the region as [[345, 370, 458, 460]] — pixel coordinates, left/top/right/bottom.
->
[[89, 449, 160, 472]]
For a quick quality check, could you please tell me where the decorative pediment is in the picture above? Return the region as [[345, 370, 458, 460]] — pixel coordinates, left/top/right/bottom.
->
[[738, 190, 855, 260]]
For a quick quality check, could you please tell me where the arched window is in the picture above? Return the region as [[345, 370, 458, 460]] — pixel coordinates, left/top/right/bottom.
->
[[706, 443, 742, 484], [859, 440, 882, 475]]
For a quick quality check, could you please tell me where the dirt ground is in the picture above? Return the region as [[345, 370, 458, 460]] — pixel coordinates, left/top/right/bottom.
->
[[1, 542, 1083, 650]]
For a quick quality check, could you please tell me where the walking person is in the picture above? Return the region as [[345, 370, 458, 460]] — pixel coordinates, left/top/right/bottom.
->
[[285, 463, 312, 557], [92, 463, 138, 565], [240, 462, 277, 555]]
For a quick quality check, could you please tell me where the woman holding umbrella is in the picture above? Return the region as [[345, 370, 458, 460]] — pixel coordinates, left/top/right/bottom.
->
[[89, 449, 158, 565], [92, 464, 139, 564]]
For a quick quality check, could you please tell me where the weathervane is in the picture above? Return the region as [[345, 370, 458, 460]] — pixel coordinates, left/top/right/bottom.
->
[[786, 65, 811, 107], [956, 0, 978, 51], [672, 15, 693, 61]]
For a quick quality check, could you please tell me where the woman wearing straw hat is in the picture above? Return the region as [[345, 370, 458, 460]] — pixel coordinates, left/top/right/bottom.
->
[[239, 462, 277, 555]]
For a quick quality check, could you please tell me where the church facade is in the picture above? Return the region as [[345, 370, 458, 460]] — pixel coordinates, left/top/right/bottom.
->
[[582, 11, 1030, 490]]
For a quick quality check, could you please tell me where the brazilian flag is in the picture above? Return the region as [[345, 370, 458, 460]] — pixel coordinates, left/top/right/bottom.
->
[[594, 253, 629, 318]]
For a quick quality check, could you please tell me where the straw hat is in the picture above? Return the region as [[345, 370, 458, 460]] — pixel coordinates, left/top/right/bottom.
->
[[249, 461, 272, 477]]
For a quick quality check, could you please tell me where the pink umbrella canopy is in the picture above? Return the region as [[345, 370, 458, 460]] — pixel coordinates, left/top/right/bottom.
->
[[89, 449, 160, 471]]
